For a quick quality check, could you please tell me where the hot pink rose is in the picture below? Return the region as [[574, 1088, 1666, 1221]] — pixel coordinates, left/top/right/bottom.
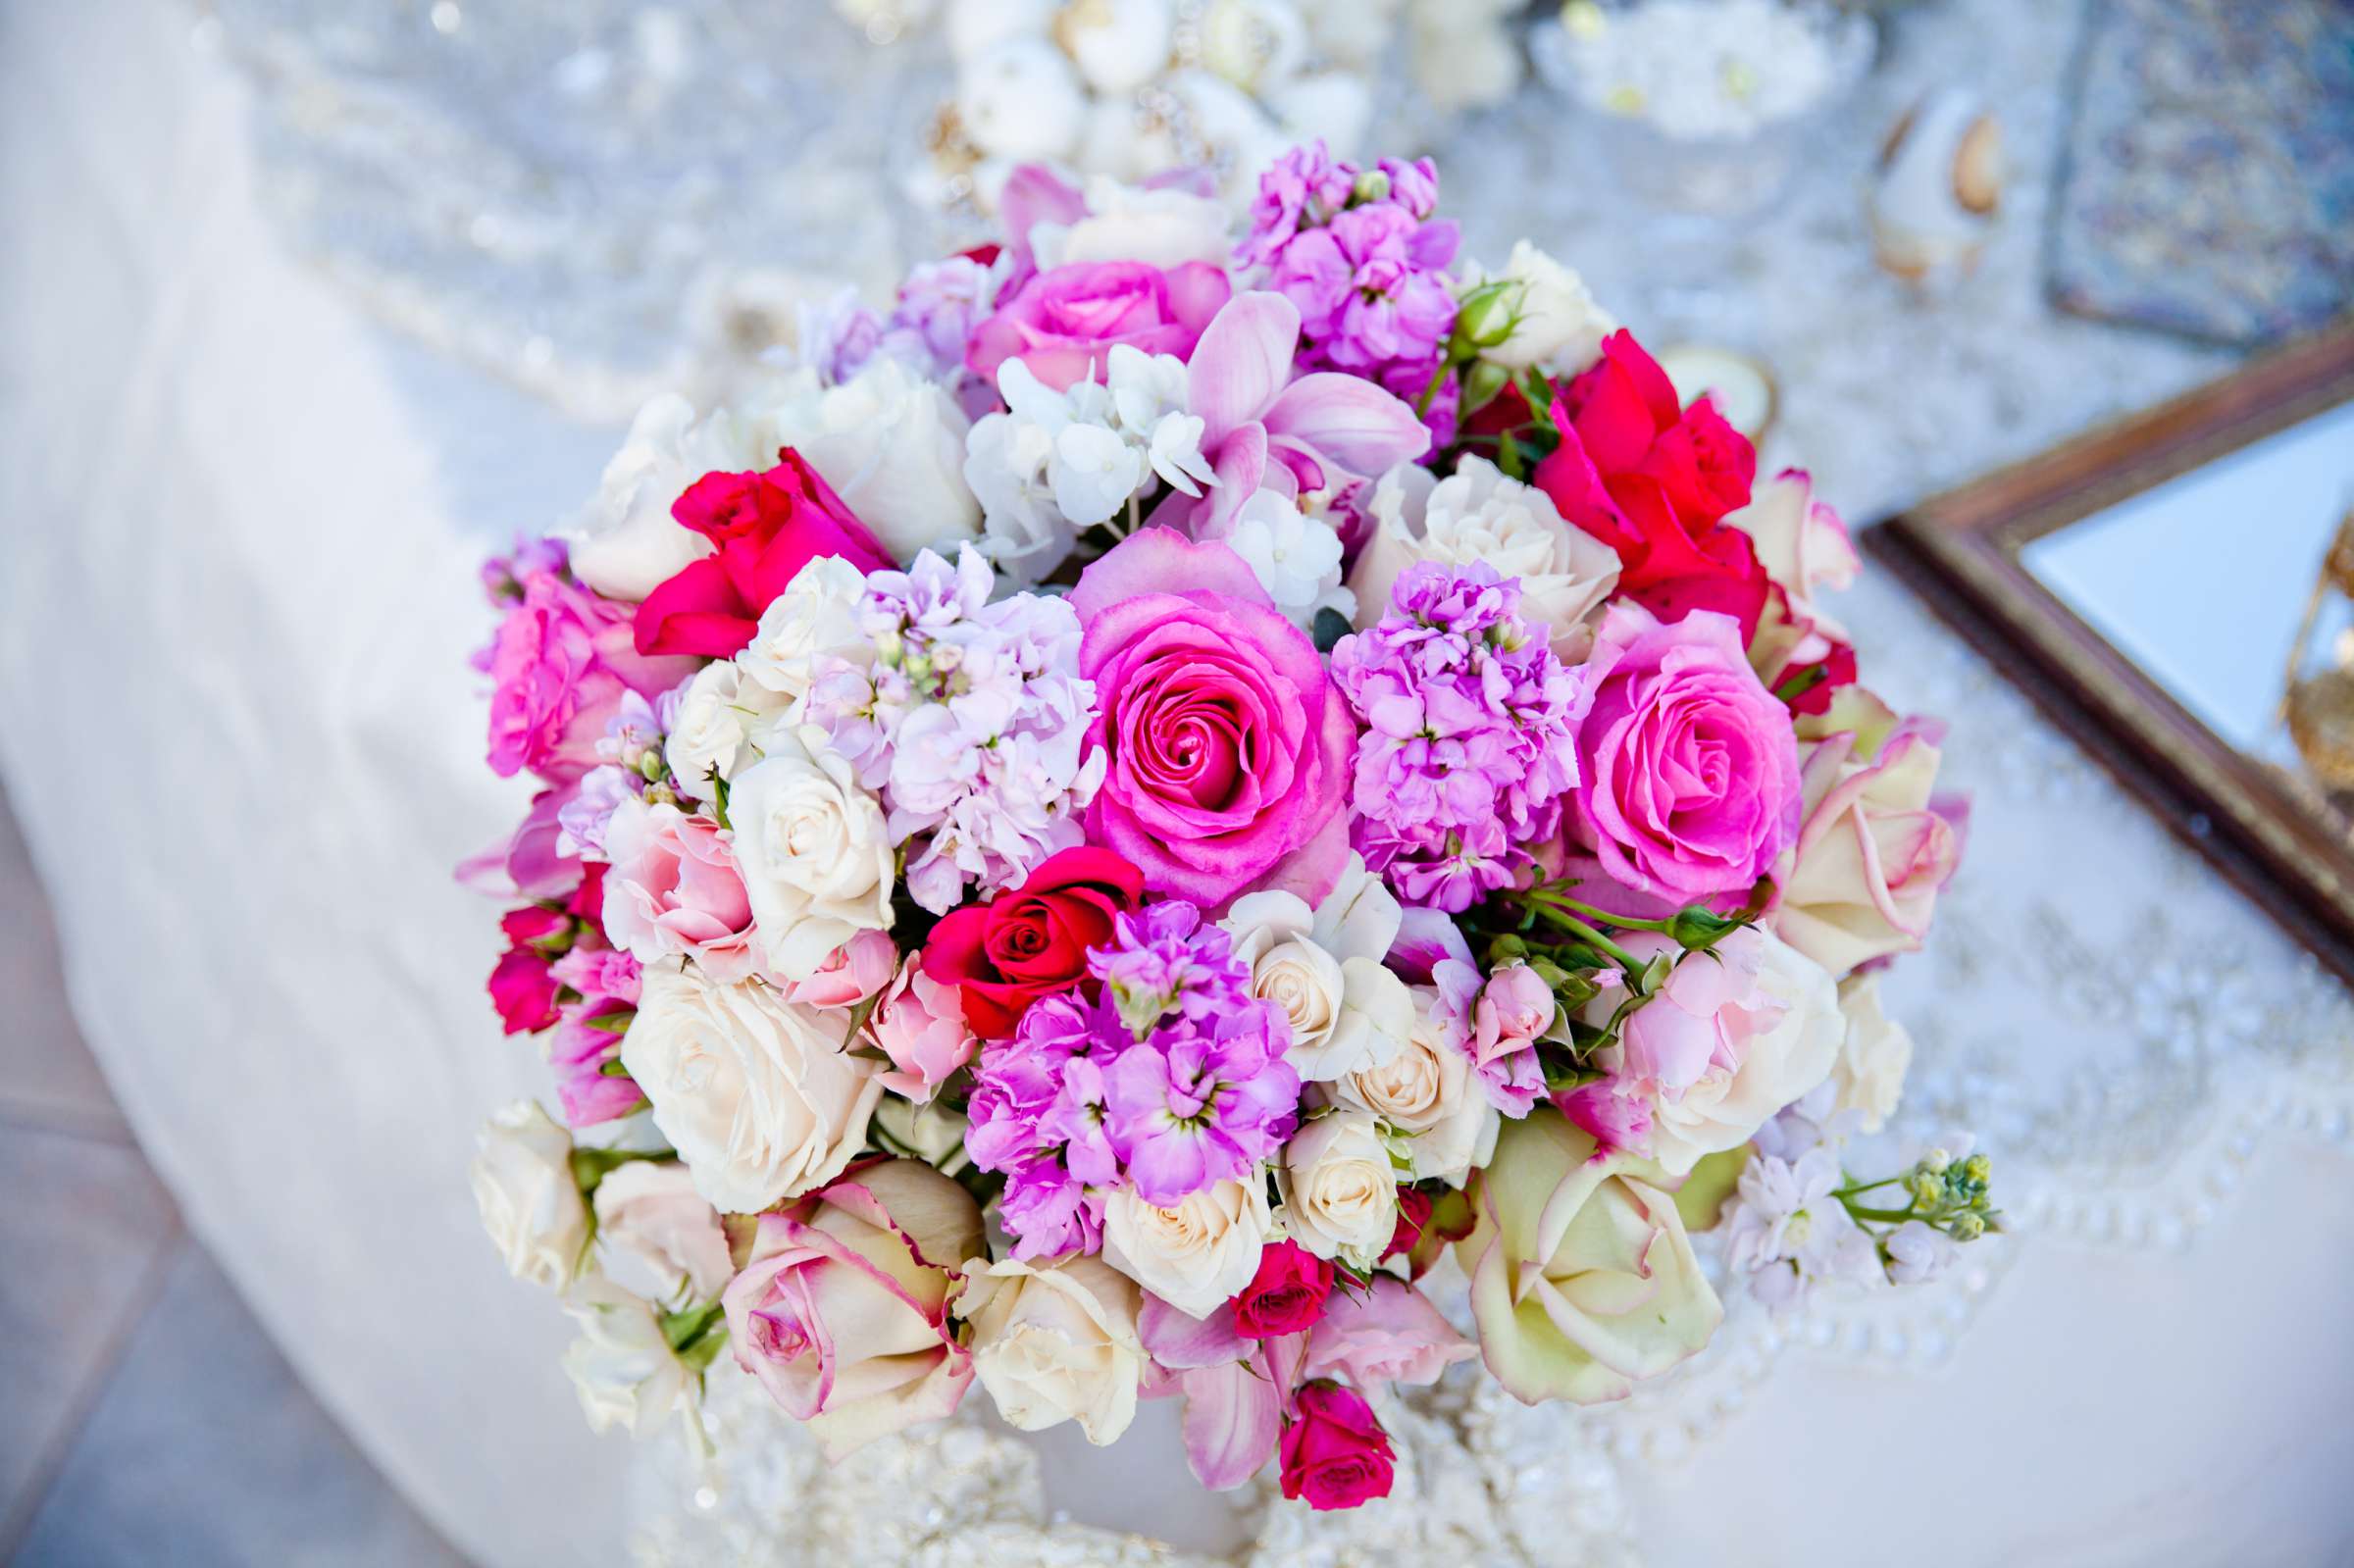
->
[[1279, 1382, 1396, 1510], [863, 962, 978, 1101], [481, 562, 692, 782], [781, 929, 899, 1010], [722, 1159, 987, 1460], [1069, 530, 1355, 907], [1302, 1275, 1474, 1393], [1599, 929, 1780, 1091], [1571, 602, 1801, 903], [967, 261, 1232, 391], [598, 796, 761, 984], [1230, 1239, 1334, 1339]]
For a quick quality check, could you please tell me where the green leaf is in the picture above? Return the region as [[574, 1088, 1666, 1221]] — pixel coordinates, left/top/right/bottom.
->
[[580, 1011, 635, 1036]]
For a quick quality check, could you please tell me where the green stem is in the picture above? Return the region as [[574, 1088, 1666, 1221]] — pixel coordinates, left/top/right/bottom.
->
[[1518, 902, 1643, 975], [1526, 887, 1676, 936], [1840, 1201, 1917, 1225], [1412, 359, 1451, 419]]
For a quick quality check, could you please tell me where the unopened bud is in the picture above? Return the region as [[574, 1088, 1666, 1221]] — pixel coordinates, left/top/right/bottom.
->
[[1667, 904, 1743, 950], [1461, 359, 1511, 413], [1923, 1147, 1953, 1175], [1950, 1212, 1985, 1242], [1963, 1153, 1991, 1187], [1450, 278, 1521, 352], [1349, 168, 1392, 206]]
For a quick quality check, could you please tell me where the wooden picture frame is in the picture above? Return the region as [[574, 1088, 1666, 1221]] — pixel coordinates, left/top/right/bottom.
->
[[1866, 324, 2354, 986]]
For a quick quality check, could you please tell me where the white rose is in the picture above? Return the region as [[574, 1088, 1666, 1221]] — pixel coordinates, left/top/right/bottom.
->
[[1278, 1111, 1399, 1265], [471, 1100, 590, 1290], [1100, 1177, 1274, 1318], [1350, 457, 1620, 657], [558, 1277, 707, 1454], [564, 394, 768, 601], [734, 555, 873, 711], [1830, 973, 1913, 1135], [591, 1160, 736, 1301], [663, 661, 772, 801], [770, 357, 982, 562], [1645, 933, 1845, 1176], [1335, 989, 1498, 1185], [1221, 854, 1412, 1082], [957, 1252, 1146, 1444], [1463, 240, 1615, 374], [729, 724, 895, 981], [1030, 174, 1233, 271], [620, 962, 884, 1212]]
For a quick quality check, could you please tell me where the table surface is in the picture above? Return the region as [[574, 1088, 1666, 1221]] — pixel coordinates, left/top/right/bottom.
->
[[3, 2, 2349, 1565]]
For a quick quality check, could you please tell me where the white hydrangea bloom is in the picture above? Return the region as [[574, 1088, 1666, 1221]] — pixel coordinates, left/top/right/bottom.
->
[[1224, 488, 1354, 632], [961, 350, 1212, 585]]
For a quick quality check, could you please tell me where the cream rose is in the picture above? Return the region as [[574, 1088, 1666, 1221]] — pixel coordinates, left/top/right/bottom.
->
[[957, 1252, 1147, 1445], [1462, 240, 1615, 374], [1350, 457, 1621, 657], [1830, 973, 1913, 1134], [558, 1277, 707, 1452], [722, 1159, 985, 1458], [1030, 175, 1233, 270], [734, 554, 873, 710], [1100, 1177, 1274, 1318], [471, 1100, 590, 1290], [1456, 1109, 1720, 1405], [1775, 724, 1962, 981], [620, 962, 884, 1213], [591, 1160, 735, 1301], [663, 660, 780, 801], [770, 357, 982, 563], [563, 393, 785, 601], [1277, 1110, 1400, 1266], [1334, 989, 1498, 1186], [729, 723, 895, 982], [1221, 854, 1413, 1083], [1632, 932, 1845, 1177]]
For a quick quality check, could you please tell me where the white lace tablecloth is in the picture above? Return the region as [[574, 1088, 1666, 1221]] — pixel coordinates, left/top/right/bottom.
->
[[4, 2, 2350, 1565]]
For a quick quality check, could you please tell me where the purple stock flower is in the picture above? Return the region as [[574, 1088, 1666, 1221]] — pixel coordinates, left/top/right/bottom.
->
[[1238, 140, 1360, 269], [1330, 562, 1590, 912], [1271, 202, 1459, 376], [962, 902, 1303, 1252]]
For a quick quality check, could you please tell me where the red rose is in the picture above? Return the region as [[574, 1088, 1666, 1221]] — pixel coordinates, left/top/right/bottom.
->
[[922, 847, 1147, 1037], [1278, 1383, 1396, 1510], [1533, 330, 1766, 637], [1232, 1239, 1335, 1339], [632, 451, 893, 659], [1380, 1187, 1434, 1263]]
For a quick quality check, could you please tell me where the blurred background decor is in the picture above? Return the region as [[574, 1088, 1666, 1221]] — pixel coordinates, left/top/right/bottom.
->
[[2046, 0, 2354, 346]]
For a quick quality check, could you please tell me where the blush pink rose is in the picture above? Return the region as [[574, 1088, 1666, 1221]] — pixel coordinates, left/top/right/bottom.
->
[[481, 563, 693, 782], [1069, 530, 1355, 907], [863, 962, 978, 1101], [968, 261, 1232, 391], [598, 796, 762, 984], [1600, 929, 1781, 1091], [1463, 960, 1554, 1116], [1278, 1382, 1396, 1510], [1302, 1275, 1475, 1393], [781, 930, 899, 1010], [721, 1158, 987, 1460], [1570, 602, 1801, 903], [1772, 721, 1965, 979]]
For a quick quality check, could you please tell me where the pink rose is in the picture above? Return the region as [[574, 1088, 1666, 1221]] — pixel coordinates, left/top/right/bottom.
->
[[782, 929, 899, 1010], [722, 1158, 987, 1460], [1069, 530, 1355, 907], [1230, 1239, 1334, 1339], [1462, 960, 1554, 1116], [968, 261, 1232, 392], [1603, 929, 1780, 1091], [1554, 1078, 1653, 1164], [547, 945, 644, 1127], [481, 558, 692, 782], [1302, 1275, 1474, 1393], [863, 961, 978, 1101], [1571, 603, 1801, 903], [598, 796, 762, 984], [1279, 1382, 1396, 1510], [1772, 721, 1965, 979]]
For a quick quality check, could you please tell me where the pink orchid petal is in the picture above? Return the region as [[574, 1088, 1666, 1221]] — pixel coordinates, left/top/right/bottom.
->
[[1139, 1291, 1253, 1370], [1189, 291, 1301, 445], [1261, 373, 1431, 476], [1178, 1360, 1283, 1492]]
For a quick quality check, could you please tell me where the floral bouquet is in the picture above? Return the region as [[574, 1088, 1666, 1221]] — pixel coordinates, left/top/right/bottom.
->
[[469, 144, 1988, 1509]]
